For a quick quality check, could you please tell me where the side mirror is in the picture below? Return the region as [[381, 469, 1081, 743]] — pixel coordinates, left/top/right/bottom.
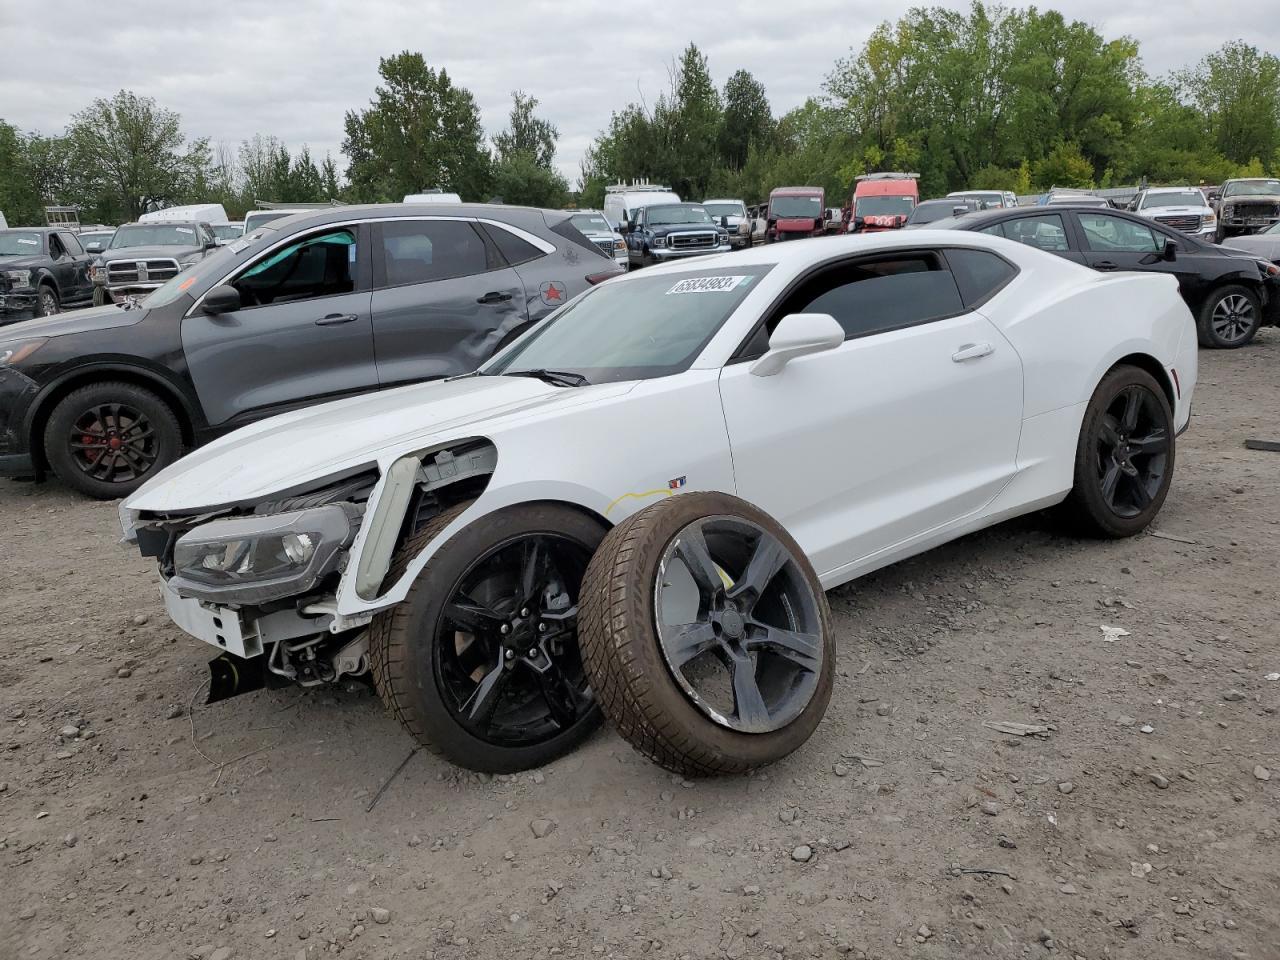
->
[[1161, 238, 1178, 262], [749, 313, 844, 377], [952, 206, 969, 217], [852, 216, 865, 231], [201, 283, 241, 315], [85, 242, 103, 253], [203, 239, 218, 251], [624, 221, 635, 233]]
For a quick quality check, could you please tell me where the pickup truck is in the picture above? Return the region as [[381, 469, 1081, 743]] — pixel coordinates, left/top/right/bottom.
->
[[0, 227, 94, 324], [90, 220, 219, 305]]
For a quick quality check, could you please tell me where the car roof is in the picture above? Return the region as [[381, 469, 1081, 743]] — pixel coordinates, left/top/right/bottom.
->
[[119, 220, 206, 227], [1, 226, 56, 234], [702, 198, 745, 204], [249, 203, 566, 234], [1144, 186, 1204, 193]]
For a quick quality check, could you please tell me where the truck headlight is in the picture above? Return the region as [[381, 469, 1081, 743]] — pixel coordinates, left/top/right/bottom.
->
[[3, 269, 32, 288], [169, 503, 362, 605], [1223, 205, 1234, 219], [1203, 212, 1216, 225], [89, 264, 107, 282], [652, 236, 665, 247], [613, 238, 626, 252]]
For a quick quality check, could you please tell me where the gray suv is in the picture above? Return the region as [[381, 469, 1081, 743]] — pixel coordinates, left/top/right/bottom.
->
[[0, 204, 619, 498]]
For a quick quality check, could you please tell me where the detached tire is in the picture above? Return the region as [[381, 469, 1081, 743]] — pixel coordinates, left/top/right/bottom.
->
[[1196, 285, 1261, 348], [579, 492, 833, 776], [43, 381, 184, 499]]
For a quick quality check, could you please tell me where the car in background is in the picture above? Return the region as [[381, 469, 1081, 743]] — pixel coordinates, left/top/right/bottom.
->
[[747, 204, 769, 245], [824, 207, 843, 233], [0, 227, 94, 322], [948, 190, 1017, 209], [766, 187, 826, 242], [624, 203, 730, 266], [76, 228, 116, 254], [140, 203, 229, 227], [1222, 221, 1280, 266], [1212, 178, 1280, 243], [566, 209, 628, 271], [849, 173, 918, 232], [1045, 193, 1111, 208], [212, 223, 245, 243], [943, 205, 1279, 349], [701, 198, 752, 249], [405, 189, 463, 204], [905, 198, 979, 228], [90, 220, 220, 305], [603, 183, 681, 236], [0, 203, 621, 497], [1128, 187, 1217, 241]]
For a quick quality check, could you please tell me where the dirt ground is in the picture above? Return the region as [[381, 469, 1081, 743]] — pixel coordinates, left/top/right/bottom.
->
[[2, 335, 1278, 960]]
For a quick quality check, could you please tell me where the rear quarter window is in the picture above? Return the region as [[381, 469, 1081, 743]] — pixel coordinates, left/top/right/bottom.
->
[[943, 248, 1018, 307]]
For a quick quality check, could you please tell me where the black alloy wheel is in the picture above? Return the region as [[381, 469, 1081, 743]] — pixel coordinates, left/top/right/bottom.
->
[[1094, 385, 1170, 519], [67, 402, 160, 485], [1197, 284, 1261, 349]]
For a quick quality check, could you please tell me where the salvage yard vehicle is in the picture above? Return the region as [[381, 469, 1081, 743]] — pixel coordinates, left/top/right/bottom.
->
[[1212, 177, 1280, 243], [0, 227, 95, 322], [945, 205, 1280, 348], [90, 220, 220, 305], [766, 186, 826, 242], [120, 229, 1196, 776], [948, 190, 1017, 209], [0, 204, 619, 497], [602, 182, 681, 236], [905, 198, 977, 227], [77, 228, 117, 254], [566, 209, 628, 271], [700, 198, 752, 249], [1129, 186, 1217, 240], [849, 173, 918, 232], [1222, 220, 1280, 266], [624, 203, 731, 266]]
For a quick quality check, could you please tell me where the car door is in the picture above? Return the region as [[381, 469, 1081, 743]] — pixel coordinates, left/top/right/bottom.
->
[[182, 223, 378, 427], [1073, 210, 1205, 289], [370, 217, 528, 387], [717, 249, 1024, 580], [46, 233, 79, 301], [56, 231, 92, 301]]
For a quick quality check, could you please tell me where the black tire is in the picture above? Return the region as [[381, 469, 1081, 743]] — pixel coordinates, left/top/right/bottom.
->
[[34, 284, 60, 317], [92, 286, 107, 307], [369, 502, 606, 773], [578, 492, 834, 777], [1059, 365, 1175, 538], [43, 381, 184, 499], [1196, 284, 1261, 349]]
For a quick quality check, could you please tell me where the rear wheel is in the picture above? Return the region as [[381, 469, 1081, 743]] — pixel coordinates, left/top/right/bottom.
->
[[35, 285, 60, 317], [43, 381, 184, 499], [369, 503, 605, 773], [1197, 285, 1261, 349]]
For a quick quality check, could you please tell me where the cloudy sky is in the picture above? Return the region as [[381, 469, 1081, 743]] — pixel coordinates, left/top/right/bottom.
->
[[0, 0, 1269, 187]]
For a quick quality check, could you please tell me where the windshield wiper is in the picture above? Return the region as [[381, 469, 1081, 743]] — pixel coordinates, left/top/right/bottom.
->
[[502, 368, 591, 387]]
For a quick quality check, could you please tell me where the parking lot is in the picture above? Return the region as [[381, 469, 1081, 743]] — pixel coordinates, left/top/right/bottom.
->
[[1, 334, 1277, 959]]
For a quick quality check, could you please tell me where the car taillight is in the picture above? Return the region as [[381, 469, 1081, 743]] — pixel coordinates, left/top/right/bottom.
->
[[586, 268, 622, 285]]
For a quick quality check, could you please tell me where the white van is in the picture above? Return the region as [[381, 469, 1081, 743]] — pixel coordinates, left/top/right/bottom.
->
[[139, 203, 229, 224], [404, 190, 462, 204], [603, 183, 681, 229], [0, 211, 8, 230]]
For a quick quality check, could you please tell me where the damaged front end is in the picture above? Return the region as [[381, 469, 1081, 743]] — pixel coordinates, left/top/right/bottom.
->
[[126, 441, 496, 704]]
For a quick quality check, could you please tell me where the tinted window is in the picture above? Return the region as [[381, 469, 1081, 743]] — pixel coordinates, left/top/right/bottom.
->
[[1078, 213, 1160, 253], [783, 254, 964, 339], [945, 249, 1017, 306], [380, 220, 489, 285], [58, 232, 83, 255], [485, 223, 542, 266], [232, 229, 356, 307], [551, 219, 610, 258], [48, 234, 65, 257], [978, 223, 1008, 239], [1001, 214, 1069, 252]]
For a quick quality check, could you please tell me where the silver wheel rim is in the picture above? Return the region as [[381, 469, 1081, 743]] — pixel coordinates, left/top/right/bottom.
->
[[1211, 294, 1255, 343], [41, 290, 59, 315], [654, 515, 823, 734]]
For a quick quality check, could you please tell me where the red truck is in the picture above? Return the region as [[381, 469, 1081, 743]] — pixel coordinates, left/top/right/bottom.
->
[[849, 173, 919, 232], [766, 186, 826, 242]]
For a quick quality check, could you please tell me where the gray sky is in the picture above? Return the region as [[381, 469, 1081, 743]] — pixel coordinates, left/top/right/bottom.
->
[[0, 0, 1268, 187]]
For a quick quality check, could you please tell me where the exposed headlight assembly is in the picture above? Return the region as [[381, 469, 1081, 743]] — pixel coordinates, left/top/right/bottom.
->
[[0, 339, 47, 365], [170, 503, 362, 605], [3, 269, 32, 287]]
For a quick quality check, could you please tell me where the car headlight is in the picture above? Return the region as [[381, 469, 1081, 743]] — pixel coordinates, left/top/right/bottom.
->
[[613, 238, 626, 252], [1203, 212, 1216, 225], [0, 338, 47, 365], [652, 236, 666, 247], [3, 269, 32, 287], [1223, 205, 1234, 218], [717, 231, 729, 243], [169, 503, 362, 605], [89, 264, 107, 282]]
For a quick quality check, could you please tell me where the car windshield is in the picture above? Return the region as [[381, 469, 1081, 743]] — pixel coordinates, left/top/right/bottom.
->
[[569, 214, 613, 233], [80, 232, 114, 246], [1141, 191, 1206, 209], [0, 231, 44, 255], [856, 196, 914, 217], [244, 211, 290, 231], [110, 224, 201, 248], [702, 202, 746, 219], [485, 267, 773, 384], [909, 202, 961, 224], [1223, 179, 1280, 197], [647, 204, 714, 226], [771, 196, 822, 218], [212, 224, 244, 241]]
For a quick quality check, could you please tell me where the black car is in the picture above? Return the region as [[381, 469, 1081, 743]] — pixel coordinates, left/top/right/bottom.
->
[[942, 205, 1280, 348], [905, 198, 979, 227], [0, 228, 95, 323], [0, 203, 619, 498]]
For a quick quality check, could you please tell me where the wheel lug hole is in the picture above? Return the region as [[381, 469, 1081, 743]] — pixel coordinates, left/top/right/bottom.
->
[[519, 607, 529, 617], [500, 624, 510, 635]]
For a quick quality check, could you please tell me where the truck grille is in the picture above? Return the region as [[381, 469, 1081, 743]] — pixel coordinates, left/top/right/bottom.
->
[[107, 258, 181, 284], [668, 231, 716, 250], [1153, 214, 1201, 233], [592, 238, 617, 257]]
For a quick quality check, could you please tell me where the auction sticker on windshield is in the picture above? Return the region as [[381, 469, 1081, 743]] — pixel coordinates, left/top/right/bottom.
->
[[666, 275, 750, 295]]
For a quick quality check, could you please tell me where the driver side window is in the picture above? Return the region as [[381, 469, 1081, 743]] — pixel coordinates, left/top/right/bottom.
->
[[1078, 213, 1160, 253], [231, 229, 356, 308]]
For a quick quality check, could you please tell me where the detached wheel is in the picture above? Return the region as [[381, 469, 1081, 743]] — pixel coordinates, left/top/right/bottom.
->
[[1060, 365, 1175, 538], [35, 285, 60, 317], [579, 492, 833, 776], [369, 503, 605, 773], [1197, 285, 1261, 348], [43, 381, 184, 499]]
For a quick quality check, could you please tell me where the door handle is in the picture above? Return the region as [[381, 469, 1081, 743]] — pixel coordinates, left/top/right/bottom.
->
[[1093, 260, 1119, 271], [951, 342, 994, 363], [476, 291, 513, 304], [315, 313, 358, 326]]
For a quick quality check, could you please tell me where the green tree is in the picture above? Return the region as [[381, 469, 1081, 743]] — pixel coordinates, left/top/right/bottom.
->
[[654, 44, 723, 198], [719, 70, 773, 170], [1032, 141, 1094, 188], [1177, 41, 1280, 167], [342, 51, 490, 202], [64, 91, 210, 222], [493, 91, 558, 169], [490, 91, 568, 206], [0, 121, 47, 225]]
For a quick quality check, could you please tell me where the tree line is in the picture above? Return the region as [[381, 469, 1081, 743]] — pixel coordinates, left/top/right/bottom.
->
[[2, 2, 1278, 228]]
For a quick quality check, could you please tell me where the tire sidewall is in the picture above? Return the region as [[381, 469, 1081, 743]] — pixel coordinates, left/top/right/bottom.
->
[[44, 382, 184, 499], [36, 286, 59, 317], [1198, 284, 1261, 349], [387, 503, 607, 772]]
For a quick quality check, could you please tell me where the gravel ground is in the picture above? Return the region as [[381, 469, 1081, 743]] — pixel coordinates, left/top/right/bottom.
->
[[1, 335, 1278, 960]]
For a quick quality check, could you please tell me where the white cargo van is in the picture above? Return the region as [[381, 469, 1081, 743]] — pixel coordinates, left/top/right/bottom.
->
[[603, 183, 681, 229], [404, 189, 462, 204], [139, 203, 229, 225]]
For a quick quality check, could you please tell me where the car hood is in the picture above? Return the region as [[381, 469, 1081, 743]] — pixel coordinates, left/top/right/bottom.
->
[[0, 254, 46, 270], [650, 224, 718, 237], [1222, 236, 1280, 260], [98, 245, 203, 261], [126, 375, 635, 513], [1145, 206, 1211, 215], [1223, 194, 1280, 205], [0, 303, 135, 340]]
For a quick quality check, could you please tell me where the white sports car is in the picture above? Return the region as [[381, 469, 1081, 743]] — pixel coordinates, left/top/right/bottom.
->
[[122, 230, 1197, 774]]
